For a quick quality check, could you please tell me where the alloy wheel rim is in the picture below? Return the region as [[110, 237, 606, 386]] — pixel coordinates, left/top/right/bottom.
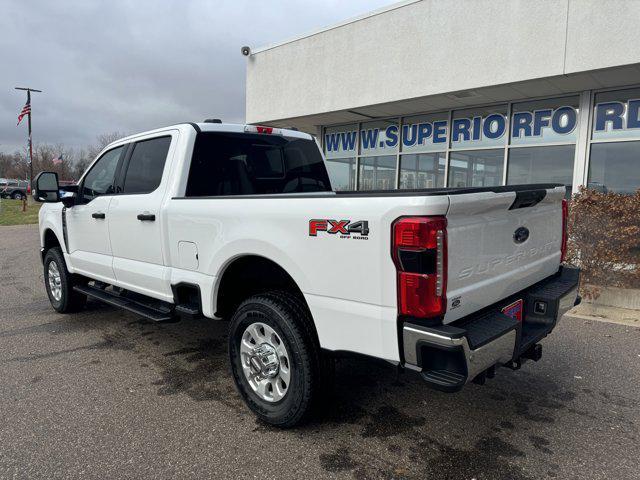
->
[[48, 261, 62, 301], [240, 322, 291, 402]]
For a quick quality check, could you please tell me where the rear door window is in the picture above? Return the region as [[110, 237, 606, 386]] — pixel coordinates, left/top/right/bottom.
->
[[185, 132, 331, 196], [122, 136, 171, 194]]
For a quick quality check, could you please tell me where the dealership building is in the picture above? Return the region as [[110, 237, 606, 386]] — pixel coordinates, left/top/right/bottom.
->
[[246, 0, 640, 195]]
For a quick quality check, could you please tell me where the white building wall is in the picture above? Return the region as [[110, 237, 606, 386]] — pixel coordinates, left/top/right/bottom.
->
[[565, 0, 640, 74], [246, 0, 640, 125]]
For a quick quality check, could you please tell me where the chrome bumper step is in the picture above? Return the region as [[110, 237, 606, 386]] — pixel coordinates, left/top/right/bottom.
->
[[402, 266, 581, 392]]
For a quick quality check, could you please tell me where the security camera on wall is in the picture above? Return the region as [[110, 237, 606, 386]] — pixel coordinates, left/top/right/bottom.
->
[[241, 46, 251, 56]]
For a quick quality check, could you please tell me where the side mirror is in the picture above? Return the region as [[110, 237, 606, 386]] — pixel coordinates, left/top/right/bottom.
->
[[34, 171, 60, 203]]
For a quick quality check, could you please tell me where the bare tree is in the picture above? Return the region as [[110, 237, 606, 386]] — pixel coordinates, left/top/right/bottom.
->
[[87, 132, 126, 160], [0, 131, 127, 183]]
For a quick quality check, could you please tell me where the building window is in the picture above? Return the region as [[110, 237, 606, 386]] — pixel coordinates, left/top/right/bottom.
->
[[507, 145, 575, 196], [325, 157, 356, 191], [446, 106, 507, 188], [321, 93, 588, 192], [588, 87, 640, 194], [448, 149, 503, 188], [359, 119, 399, 157], [323, 123, 358, 190], [451, 105, 508, 150], [588, 142, 640, 194], [510, 97, 579, 146], [358, 155, 397, 190], [324, 123, 358, 159], [399, 153, 445, 189], [591, 87, 640, 142], [357, 119, 399, 190], [504, 96, 580, 195], [401, 113, 449, 154]]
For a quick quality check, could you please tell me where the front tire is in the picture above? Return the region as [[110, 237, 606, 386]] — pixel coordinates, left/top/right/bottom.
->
[[12, 191, 24, 200], [43, 247, 86, 313], [228, 291, 321, 427]]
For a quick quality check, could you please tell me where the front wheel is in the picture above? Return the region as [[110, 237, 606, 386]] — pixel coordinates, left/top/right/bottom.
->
[[43, 247, 86, 313], [12, 191, 24, 200], [228, 291, 322, 427]]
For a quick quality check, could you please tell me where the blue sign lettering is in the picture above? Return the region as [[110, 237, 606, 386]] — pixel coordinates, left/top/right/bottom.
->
[[433, 121, 447, 143], [533, 109, 552, 136], [472, 116, 482, 141], [341, 131, 356, 151], [326, 104, 581, 155], [417, 123, 433, 144], [592, 99, 640, 140], [452, 118, 471, 142], [402, 124, 417, 147], [595, 101, 628, 131], [512, 106, 577, 141], [512, 112, 532, 138], [551, 106, 577, 135], [385, 125, 398, 147], [325, 133, 340, 152], [360, 128, 379, 149], [483, 114, 505, 140], [628, 99, 640, 129]]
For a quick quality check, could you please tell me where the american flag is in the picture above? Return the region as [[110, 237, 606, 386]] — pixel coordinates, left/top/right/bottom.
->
[[17, 100, 30, 126], [52, 154, 64, 165]]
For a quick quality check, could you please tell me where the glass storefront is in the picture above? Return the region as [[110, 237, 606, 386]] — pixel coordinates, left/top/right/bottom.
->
[[399, 152, 445, 189], [588, 88, 640, 194], [589, 142, 640, 194], [359, 155, 396, 191], [325, 157, 356, 191], [448, 149, 504, 188], [357, 119, 399, 190], [508, 145, 575, 195], [323, 123, 357, 191], [322, 87, 640, 194]]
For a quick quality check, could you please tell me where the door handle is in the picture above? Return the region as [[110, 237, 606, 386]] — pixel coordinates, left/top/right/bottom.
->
[[137, 213, 156, 221], [92, 212, 106, 219]]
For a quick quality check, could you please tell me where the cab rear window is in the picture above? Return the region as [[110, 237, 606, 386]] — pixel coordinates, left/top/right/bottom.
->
[[185, 132, 331, 197]]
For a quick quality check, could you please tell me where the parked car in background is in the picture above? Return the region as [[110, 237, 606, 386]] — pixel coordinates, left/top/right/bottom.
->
[[1, 180, 29, 200]]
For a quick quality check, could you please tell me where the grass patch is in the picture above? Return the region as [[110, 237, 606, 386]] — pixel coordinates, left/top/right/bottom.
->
[[0, 199, 41, 226]]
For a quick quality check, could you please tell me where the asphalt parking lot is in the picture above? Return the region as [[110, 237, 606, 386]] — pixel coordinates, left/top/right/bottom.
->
[[1, 224, 639, 480]]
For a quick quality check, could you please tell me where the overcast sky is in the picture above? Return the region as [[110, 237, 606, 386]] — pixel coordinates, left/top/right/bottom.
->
[[0, 0, 397, 153]]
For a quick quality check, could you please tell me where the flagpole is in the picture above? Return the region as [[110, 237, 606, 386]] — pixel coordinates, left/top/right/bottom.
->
[[15, 87, 42, 203]]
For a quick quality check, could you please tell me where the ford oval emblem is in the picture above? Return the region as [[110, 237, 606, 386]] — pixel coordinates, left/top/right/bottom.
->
[[513, 226, 530, 244]]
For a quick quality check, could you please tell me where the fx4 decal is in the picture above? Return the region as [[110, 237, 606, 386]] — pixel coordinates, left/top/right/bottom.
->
[[309, 219, 369, 238]]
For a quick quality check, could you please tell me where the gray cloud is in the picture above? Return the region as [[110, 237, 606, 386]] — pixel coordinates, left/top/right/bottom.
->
[[1, 0, 396, 153]]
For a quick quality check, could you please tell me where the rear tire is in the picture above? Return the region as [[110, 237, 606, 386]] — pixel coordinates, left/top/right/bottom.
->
[[43, 247, 87, 313], [228, 291, 322, 427], [12, 191, 24, 200]]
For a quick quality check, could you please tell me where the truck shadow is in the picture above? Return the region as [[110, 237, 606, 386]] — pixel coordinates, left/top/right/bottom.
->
[[12, 299, 631, 480]]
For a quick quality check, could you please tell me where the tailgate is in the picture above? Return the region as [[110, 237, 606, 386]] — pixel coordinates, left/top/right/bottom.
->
[[444, 185, 566, 323]]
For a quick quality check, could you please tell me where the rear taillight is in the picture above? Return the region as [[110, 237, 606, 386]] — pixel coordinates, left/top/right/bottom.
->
[[392, 217, 447, 318], [561, 198, 568, 262]]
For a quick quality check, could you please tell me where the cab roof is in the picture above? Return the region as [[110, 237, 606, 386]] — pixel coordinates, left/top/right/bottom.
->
[[109, 122, 313, 148]]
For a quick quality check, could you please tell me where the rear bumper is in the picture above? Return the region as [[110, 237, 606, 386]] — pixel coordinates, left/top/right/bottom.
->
[[402, 266, 580, 392]]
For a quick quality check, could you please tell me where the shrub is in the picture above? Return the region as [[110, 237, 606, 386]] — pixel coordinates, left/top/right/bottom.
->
[[566, 188, 640, 289]]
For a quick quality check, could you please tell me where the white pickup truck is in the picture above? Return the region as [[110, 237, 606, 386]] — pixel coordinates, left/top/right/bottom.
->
[[34, 121, 580, 427]]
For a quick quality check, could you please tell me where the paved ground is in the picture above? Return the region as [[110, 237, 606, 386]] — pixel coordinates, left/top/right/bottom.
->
[[1, 224, 639, 480]]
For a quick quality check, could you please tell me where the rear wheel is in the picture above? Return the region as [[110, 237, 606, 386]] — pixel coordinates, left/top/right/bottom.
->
[[11, 191, 24, 200], [43, 247, 86, 313], [228, 291, 322, 427]]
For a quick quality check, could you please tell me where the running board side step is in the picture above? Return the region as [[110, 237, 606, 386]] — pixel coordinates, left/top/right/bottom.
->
[[73, 284, 176, 322]]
